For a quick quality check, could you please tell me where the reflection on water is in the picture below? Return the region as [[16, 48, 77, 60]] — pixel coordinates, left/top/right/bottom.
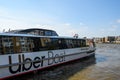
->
[[69, 44, 120, 80], [9, 44, 120, 80], [96, 54, 107, 63]]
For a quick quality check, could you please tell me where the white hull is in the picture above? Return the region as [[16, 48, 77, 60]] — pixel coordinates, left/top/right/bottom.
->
[[0, 47, 95, 79]]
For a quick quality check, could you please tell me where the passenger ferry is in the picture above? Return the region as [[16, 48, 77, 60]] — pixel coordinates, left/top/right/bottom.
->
[[0, 28, 95, 79]]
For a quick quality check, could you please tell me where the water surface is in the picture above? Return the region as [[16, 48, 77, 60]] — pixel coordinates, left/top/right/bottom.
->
[[9, 44, 120, 80], [69, 44, 120, 80]]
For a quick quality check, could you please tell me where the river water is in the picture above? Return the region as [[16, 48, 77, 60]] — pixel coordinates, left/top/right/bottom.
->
[[9, 44, 120, 80]]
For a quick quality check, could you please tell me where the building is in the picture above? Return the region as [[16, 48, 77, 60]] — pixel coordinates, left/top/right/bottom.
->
[[94, 36, 120, 43], [115, 36, 120, 43], [94, 37, 103, 43], [107, 36, 115, 43]]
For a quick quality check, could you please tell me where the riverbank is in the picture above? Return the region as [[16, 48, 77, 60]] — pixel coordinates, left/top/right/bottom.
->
[[96, 42, 120, 44]]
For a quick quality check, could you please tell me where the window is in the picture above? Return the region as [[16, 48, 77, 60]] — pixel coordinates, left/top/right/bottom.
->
[[65, 39, 74, 48], [52, 31, 58, 36], [39, 31, 44, 36], [0, 35, 87, 55], [1, 36, 14, 54], [80, 39, 86, 47], [45, 31, 52, 36], [49, 38, 59, 50]]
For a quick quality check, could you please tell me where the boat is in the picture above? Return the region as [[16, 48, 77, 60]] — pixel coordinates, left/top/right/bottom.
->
[[0, 28, 96, 79]]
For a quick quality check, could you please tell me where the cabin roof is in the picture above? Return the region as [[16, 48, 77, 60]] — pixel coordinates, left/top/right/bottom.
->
[[13, 28, 55, 33], [5, 28, 58, 36], [0, 33, 84, 40]]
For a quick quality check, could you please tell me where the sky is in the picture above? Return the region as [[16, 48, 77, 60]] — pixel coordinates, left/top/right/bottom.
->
[[0, 0, 120, 38]]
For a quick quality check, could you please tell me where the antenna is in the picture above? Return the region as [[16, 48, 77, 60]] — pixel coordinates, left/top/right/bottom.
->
[[8, 28, 11, 32], [74, 34, 79, 38], [3, 29, 5, 32]]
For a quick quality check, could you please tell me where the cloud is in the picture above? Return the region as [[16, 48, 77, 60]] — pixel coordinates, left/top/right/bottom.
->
[[64, 23, 71, 26], [99, 24, 119, 37], [0, 6, 58, 32], [116, 19, 120, 23], [34, 23, 91, 37], [111, 25, 118, 29], [108, 25, 118, 32], [35, 24, 56, 30], [0, 7, 93, 37], [98, 19, 120, 37], [79, 22, 85, 25]]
